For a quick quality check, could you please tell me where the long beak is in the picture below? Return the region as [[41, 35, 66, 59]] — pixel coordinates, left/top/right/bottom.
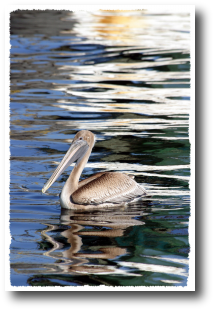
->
[[42, 139, 88, 193]]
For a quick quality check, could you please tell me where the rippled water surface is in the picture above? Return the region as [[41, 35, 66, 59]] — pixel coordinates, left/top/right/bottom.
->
[[10, 9, 192, 288]]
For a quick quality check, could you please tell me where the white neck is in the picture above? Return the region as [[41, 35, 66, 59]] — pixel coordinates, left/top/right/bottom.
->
[[60, 146, 92, 209]]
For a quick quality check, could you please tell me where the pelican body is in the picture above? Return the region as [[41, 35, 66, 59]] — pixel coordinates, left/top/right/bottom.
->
[[42, 130, 147, 209]]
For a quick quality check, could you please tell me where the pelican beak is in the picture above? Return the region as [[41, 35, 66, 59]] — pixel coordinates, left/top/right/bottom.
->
[[42, 139, 88, 193]]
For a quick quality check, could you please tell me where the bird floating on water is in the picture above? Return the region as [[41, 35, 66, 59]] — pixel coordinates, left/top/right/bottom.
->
[[42, 130, 147, 209]]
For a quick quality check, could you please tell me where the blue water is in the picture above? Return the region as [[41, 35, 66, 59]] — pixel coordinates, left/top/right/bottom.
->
[[10, 9, 191, 287]]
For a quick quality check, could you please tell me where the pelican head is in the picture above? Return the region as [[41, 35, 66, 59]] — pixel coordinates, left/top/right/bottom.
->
[[42, 130, 95, 194]]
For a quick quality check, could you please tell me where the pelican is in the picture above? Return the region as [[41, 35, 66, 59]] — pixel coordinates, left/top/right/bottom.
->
[[42, 130, 147, 209]]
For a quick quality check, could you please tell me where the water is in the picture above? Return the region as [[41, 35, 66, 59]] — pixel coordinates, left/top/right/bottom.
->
[[9, 9, 191, 288]]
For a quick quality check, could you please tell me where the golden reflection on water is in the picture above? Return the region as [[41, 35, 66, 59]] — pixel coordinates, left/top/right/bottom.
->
[[70, 9, 190, 48], [93, 11, 147, 44]]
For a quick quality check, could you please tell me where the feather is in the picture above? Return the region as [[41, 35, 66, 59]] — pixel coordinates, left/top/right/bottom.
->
[[72, 172, 147, 205]]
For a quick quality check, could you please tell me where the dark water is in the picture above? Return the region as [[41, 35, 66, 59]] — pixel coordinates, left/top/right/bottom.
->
[[10, 10, 191, 287]]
